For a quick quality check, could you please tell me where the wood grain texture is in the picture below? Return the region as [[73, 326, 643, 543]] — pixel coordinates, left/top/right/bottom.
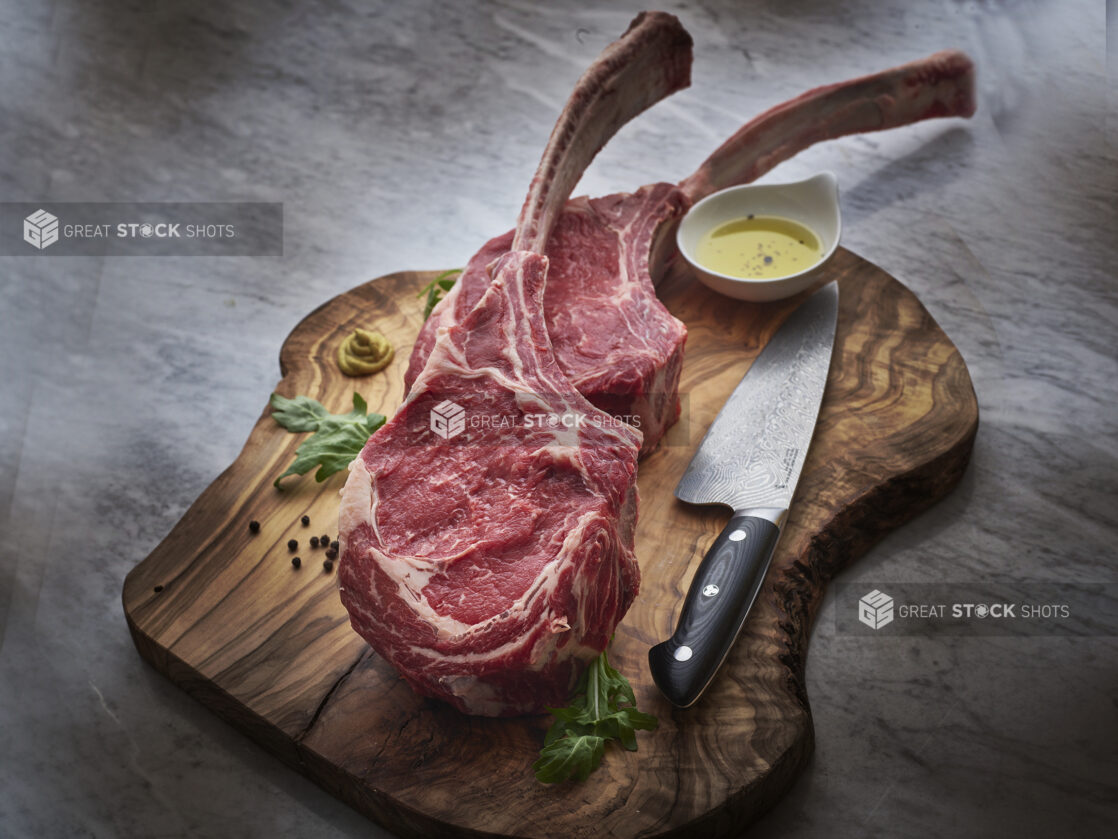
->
[[123, 249, 978, 838]]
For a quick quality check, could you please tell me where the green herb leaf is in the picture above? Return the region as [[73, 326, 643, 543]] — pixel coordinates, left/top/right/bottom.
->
[[533, 734, 607, 784], [417, 268, 462, 322], [269, 393, 329, 433], [271, 392, 386, 487], [532, 646, 658, 784]]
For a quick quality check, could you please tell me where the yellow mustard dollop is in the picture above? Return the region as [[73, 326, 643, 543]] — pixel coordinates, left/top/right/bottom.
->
[[337, 328, 394, 376]]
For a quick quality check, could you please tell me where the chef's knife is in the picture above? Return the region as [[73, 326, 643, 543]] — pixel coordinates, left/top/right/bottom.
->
[[649, 281, 839, 707]]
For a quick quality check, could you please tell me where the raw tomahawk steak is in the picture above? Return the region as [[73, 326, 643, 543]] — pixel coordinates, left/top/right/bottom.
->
[[337, 12, 692, 716], [406, 50, 977, 454]]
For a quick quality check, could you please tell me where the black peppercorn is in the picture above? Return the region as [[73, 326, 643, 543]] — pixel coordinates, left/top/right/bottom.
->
[[249, 520, 260, 533], [310, 536, 320, 548], [287, 539, 298, 552], [325, 548, 338, 560], [330, 540, 339, 551], [323, 559, 334, 573], [301, 515, 310, 526], [320, 533, 329, 545], [292, 556, 301, 569]]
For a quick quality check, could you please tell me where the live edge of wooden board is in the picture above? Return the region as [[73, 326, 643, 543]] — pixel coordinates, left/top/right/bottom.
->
[[122, 248, 978, 839]]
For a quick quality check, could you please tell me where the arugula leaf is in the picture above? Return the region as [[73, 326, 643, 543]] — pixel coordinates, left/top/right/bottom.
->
[[534, 735, 606, 784], [417, 268, 461, 322], [270, 392, 386, 487], [532, 646, 658, 784], [269, 393, 329, 432]]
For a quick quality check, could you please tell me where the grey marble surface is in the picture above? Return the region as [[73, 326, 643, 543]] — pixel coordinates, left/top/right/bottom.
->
[[1, 1, 1115, 837]]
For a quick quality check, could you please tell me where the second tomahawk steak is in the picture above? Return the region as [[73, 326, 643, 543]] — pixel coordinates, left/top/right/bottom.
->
[[406, 50, 977, 454]]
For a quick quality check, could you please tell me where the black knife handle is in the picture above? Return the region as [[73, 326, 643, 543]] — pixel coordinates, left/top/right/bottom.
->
[[648, 514, 782, 708]]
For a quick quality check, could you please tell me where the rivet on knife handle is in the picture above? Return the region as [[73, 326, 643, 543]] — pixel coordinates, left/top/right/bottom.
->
[[648, 512, 783, 707]]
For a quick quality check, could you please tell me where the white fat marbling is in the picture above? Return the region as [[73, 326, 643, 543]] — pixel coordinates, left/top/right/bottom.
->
[[1, 1, 1114, 837]]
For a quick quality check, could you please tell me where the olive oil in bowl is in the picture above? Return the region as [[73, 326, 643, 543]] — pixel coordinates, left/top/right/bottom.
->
[[676, 172, 841, 301], [695, 216, 822, 280]]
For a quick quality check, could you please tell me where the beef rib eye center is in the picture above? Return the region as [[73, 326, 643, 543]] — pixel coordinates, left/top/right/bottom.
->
[[365, 384, 613, 627]]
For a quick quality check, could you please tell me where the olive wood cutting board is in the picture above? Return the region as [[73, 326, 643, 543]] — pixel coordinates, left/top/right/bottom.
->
[[123, 249, 978, 838]]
